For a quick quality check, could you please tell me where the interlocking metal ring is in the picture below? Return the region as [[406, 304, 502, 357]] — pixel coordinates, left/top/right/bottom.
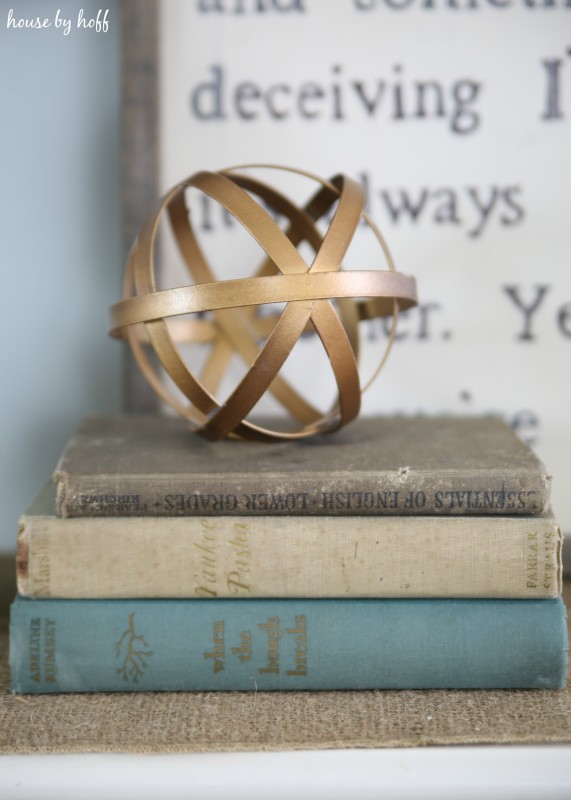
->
[[110, 165, 418, 441]]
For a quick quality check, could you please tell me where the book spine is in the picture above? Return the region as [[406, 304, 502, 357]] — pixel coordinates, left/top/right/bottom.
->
[[16, 514, 563, 599], [10, 596, 568, 693], [56, 468, 550, 517]]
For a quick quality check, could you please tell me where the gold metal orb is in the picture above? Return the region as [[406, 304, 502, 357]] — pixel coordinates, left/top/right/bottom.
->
[[110, 165, 418, 441]]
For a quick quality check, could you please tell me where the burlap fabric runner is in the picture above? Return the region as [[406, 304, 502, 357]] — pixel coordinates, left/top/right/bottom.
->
[[0, 558, 569, 754]]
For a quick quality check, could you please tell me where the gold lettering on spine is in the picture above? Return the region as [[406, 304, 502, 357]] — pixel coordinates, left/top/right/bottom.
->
[[526, 530, 538, 589], [194, 519, 255, 597], [32, 534, 51, 597], [226, 521, 252, 594], [203, 620, 225, 672], [258, 616, 281, 674], [286, 615, 308, 676], [543, 527, 558, 592], [44, 618, 57, 683], [29, 618, 41, 683], [194, 519, 219, 597], [231, 630, 252, 662]]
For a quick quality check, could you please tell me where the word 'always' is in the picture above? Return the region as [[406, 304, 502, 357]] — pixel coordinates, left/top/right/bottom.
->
[[194, 177, 525, 239]]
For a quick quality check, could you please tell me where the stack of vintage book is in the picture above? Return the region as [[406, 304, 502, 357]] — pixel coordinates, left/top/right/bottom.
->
[[9, 414, 568, 692]]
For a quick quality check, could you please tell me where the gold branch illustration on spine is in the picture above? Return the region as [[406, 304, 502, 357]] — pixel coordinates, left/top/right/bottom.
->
[[115, 613, 153, 683]]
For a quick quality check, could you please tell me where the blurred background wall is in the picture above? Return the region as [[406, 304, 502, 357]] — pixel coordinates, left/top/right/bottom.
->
[[0, 0, 122, 552]]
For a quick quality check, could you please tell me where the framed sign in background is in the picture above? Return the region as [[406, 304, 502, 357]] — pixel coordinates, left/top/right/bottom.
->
[[126, 0, 571, 533]]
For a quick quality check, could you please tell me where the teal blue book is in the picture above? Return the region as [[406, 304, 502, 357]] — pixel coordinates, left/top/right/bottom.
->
[[9, 596, 568, 693]]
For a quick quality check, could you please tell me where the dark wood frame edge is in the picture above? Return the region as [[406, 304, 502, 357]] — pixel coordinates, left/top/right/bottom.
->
[[121, 0, 160, 412]]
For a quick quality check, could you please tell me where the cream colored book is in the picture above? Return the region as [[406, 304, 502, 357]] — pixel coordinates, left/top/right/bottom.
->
[[17, 484, 562, 599]]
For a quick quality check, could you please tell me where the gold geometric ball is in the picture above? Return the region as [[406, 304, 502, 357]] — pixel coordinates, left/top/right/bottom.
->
[[109, 165, 418, 442]]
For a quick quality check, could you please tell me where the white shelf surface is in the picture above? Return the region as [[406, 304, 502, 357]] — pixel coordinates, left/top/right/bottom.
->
[[1, 746, 570, 800]]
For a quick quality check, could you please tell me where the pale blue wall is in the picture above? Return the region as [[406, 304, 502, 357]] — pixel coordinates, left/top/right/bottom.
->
[[0, 1, 123, 551]]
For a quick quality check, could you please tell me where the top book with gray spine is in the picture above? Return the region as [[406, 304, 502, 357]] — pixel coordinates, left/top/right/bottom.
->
[[54, 414, 551, 517]]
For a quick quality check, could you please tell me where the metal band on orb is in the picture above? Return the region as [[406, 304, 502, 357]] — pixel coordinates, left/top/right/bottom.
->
[[109, 165, 418, 441]]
